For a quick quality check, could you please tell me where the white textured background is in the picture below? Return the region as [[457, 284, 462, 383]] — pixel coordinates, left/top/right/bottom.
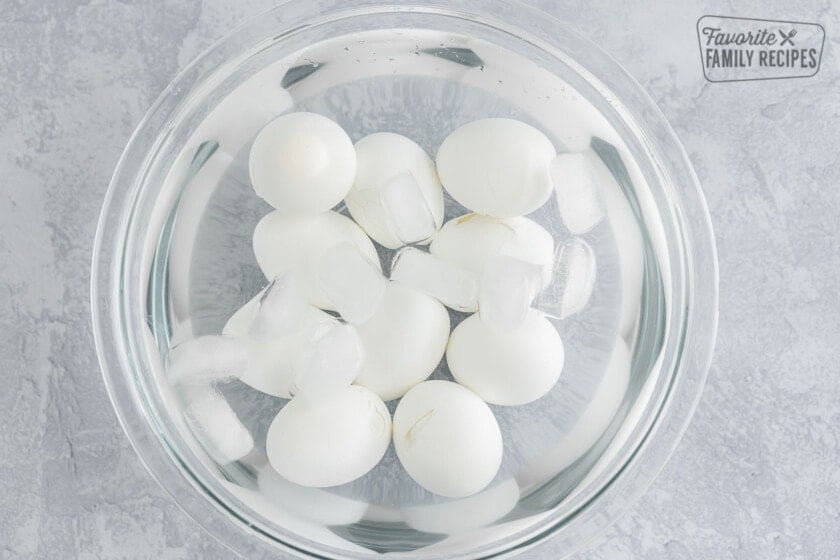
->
[[1, 1, 839, 558]]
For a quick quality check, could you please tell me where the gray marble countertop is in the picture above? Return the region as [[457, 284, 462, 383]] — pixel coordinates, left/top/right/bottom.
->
[[1, 1, 839, 558]]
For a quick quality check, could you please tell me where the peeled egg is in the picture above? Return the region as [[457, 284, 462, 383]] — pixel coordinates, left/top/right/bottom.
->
[[354, 284, 450, 401], [224, 295, 338, 398], [436, 118, 556, 217], [346, 132, 444, 249], [429, 213, 555, 288], [249, 112, 356, 213], [447, 312, 564, 406], [266, 385, 391, 487], [393, 381, 503, 498], [253, 210, 381, 309]]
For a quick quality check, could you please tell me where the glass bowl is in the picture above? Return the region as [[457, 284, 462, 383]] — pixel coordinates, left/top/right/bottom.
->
[[91, 0, 718, 558]]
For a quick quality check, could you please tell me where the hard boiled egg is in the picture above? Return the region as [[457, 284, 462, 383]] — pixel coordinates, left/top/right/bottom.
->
[[429, 213, 555, 290], [447, 312, 564, 406], [354, 284, 450, 401], [266, 385, 391, 487], [249, 112, 355, 213], [393, 380, 502, 498], [436, 118, 556, 217]]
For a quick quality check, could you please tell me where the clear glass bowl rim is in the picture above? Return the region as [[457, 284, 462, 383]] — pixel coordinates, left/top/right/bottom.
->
[[90, 1, 719, 558]]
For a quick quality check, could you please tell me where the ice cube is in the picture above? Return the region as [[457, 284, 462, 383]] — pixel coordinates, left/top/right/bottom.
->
[[182, 388, 254, 465], [550, 152, 605, 234], [317, 242, 387, 324], [249, 272, 308, 340], [380, 171, 437, 244], [242, 308, 340, 399], [478, 255, 543, 332], [167, 335, 248, 385], [536, 238, 597, 319], [291, 323, 364, 398], [390, 247, 478, 311]]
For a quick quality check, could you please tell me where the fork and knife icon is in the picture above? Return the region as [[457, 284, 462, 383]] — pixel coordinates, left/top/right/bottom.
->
[[779, 28, 797, 46]]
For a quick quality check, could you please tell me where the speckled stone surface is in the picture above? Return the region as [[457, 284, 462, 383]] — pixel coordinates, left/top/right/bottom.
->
[[1, 1, 839, 558]]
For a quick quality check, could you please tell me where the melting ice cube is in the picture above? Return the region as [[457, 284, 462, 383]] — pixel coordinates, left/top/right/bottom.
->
[[536, 238, 597, 320], [550, 152, 605, 234], [167, 335, 248, 385], [380, 171, 437, 244], [317, 242, 387, 324], [249, 271, 308, 340], [478, 255, 543, 332], [291, 323, 364, 398], [182, 388, 254, 465], [390, 247, 478, 311]]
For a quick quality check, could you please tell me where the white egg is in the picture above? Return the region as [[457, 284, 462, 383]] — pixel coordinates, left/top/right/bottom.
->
[[224, 296, 338, 398], [447, 312, 564, 406], [354, 284, 450, 401], [266, 385, 391, 487], [436, 118, 556, 217], [252, 210, 381, 309], [393, 380, 503, 498], [346, 132, 444, 249], [316, 242, 387, 325], [249, 112, 356, 213], [429, 213, 555, 290]]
